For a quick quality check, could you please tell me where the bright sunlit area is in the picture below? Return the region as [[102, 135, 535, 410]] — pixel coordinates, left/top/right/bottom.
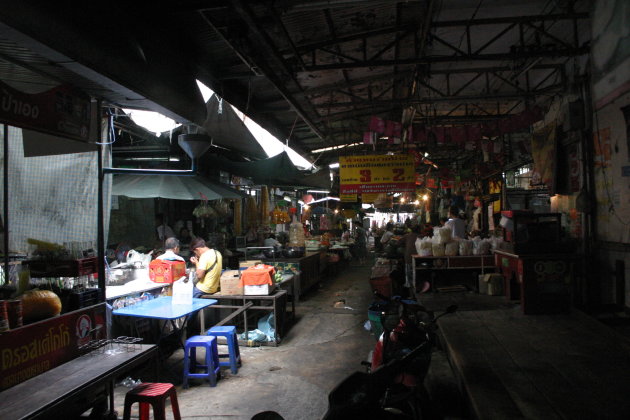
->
[[196, 80, 313, 170], [121, 108, 180, 136]]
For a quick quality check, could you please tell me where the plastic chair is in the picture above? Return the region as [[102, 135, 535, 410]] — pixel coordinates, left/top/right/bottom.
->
[[123, 382, 181, 420], [206, 325, 241, 374], [183, 335, 221, 388]]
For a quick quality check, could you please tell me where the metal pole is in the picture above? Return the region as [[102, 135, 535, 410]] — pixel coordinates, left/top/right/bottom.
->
[[97, 103, 106, 296], [3, 124, 8, 279]]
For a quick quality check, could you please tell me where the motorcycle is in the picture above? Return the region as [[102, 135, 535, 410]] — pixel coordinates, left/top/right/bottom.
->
[[322, 294, 457, 419]]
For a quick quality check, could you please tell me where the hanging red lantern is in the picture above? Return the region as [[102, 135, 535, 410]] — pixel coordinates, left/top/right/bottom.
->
[[289, 207, 297, 214]]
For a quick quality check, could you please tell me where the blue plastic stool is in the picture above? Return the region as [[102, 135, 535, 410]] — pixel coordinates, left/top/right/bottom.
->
[[183, 335, 220, 388], [206, 326, 241, 374]]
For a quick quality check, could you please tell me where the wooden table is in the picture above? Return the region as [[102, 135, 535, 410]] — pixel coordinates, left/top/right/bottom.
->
[[203, 289, 292, 346], [438, 306, 630, 419], [412, 254, 495, 292], [0, 344, 157, 420]]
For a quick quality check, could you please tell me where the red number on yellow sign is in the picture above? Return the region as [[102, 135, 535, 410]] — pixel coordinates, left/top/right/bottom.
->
[[360, 169, 371, 182], [392, 168, 404, 181]]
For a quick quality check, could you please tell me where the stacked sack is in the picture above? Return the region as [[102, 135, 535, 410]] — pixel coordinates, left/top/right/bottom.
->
[[413, 229, 498, 257], [415, 237, 433, 256], [431, 226, 451, 257]]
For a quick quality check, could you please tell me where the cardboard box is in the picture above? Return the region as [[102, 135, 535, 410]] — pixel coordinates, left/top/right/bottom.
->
[[149, 259, 186, 284], [220, 270, 243, 295], [479, 273, 504, 296], [239, 260, 262, 269], [244, 284, 276, 295]]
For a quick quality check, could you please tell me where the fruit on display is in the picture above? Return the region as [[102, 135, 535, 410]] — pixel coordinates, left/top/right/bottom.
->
[[274, 272, 283, 283], [20, 289, 62, 322]]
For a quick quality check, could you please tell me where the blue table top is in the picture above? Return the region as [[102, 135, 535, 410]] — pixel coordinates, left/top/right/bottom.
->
[[113, 296, 217, 320]]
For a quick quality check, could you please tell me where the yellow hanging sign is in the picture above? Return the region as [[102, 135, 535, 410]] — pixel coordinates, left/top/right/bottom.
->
[[340, 154, 415, 195]]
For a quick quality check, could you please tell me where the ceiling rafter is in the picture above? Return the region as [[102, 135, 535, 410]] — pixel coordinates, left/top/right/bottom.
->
[[302, 48, 587, 71], [291, 22, 421, 55]]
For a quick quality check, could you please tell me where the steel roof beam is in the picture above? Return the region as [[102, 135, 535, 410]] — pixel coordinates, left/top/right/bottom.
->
[[302, 48, 588, 71], [431, 13, 589, 27], [293, 22, 421, 54], [313, 89, 559, 108]]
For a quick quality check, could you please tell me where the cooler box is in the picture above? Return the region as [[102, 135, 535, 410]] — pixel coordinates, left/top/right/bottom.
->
[[220, 270, 243, 295], [149, 259, 186, 283], [240, 264, 275, 295]]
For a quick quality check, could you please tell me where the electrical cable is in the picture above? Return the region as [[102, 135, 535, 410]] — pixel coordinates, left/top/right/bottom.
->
[[95, 109, 116, 145]]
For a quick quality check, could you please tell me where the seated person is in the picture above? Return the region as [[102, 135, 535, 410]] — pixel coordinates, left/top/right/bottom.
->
[[341, 224, 351, 242], [155, 237, 185, 262], [179, 227, 195, 246], [190, 238, 222, 297], [264, 233, 281, 248], [178, 227, 195, 258]]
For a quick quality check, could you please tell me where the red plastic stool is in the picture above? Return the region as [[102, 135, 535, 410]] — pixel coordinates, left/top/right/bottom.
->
[[123, 382, 181, 420]]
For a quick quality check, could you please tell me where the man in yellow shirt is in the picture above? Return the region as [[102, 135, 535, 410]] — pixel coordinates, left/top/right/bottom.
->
[[190, 238, 223, 297]]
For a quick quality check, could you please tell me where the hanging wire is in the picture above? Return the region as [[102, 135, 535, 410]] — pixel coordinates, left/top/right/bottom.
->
[[286, 115, 299, 147], [95, 108, 116, 145]]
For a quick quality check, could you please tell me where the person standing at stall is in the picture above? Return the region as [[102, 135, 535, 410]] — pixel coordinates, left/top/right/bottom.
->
[[189, 238, 223, 297], [155, 214, 175, 242], [445, 206, 466, 239], [353, 223, 368, 265]]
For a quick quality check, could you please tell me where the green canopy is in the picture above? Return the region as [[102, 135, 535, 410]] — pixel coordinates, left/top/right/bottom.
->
[[112, 174, 245, 200]]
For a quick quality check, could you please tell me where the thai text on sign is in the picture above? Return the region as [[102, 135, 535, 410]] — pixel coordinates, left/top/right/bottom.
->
[[339, 154, 415, 194]]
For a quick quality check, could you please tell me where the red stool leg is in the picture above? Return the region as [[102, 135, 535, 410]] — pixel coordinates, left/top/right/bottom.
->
[[169, 388, 182, 420], [139, 402, 150, 420]]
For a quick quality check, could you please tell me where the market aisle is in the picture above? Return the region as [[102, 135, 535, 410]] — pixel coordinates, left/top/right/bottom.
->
[[111, 258, 376, 420]]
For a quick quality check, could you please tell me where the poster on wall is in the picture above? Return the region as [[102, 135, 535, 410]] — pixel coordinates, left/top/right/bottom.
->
[[339, 154, 415, 196], [530, 124, 557, 194], [593, 127, 612, 168]]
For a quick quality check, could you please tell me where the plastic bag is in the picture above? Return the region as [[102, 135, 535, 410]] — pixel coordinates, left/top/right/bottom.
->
[[444, 241, 459, 256], [239, 313, 276, 343], [436, 227, 452, 244], [126, 249, 152, 267], [257, 313, 276, 342], [459, 240, 473, 256], [172, 276, 193, 305], [417, 238, 433, 257], [239, 329, 268, 342], [432, 243, 445, 257]]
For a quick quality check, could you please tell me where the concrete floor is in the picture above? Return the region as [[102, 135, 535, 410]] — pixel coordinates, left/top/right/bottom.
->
[[111, 259, 425, 420]]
